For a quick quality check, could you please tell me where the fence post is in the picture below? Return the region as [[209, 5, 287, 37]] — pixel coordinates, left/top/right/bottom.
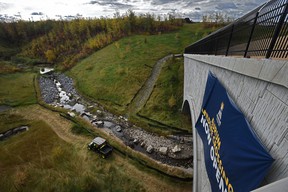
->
[[266, 2, 288, 58], [244, 12, 259, 58], [215, 38, 218, 55], [226, 25, 234, 56]]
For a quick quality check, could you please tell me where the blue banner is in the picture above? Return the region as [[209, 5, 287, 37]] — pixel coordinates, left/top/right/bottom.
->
[[195, 72, 274, 192]]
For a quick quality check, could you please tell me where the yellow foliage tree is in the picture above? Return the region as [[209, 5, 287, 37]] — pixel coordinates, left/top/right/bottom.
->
[[45, 49, 56, 63]]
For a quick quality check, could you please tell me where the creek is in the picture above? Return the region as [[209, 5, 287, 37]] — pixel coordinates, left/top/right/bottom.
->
[[39, 71, 193, 169]]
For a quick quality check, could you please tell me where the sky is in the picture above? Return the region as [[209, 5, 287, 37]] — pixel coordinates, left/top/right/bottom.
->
[[0, 0, 268, 21]]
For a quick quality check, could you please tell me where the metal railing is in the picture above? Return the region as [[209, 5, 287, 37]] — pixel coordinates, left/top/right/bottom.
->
[[185, 0, 288, 59]]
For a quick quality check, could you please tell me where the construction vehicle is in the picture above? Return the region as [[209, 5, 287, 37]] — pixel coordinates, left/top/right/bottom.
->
[[88, 137, 113, 158]]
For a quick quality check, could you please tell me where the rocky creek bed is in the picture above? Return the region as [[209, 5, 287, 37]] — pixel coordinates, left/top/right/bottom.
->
[[38, 72, 193, 169]]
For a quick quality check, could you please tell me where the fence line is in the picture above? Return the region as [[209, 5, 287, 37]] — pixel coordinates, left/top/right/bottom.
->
[[185, 0, 288, 59]]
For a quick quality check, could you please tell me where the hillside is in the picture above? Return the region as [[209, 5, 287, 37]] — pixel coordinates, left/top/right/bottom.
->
[[69, 23, 215, 132], [0, 72, 193, 191], [0, 12, 183, 70], [0, 104, 192, 192], [0, 19, 217, 191]]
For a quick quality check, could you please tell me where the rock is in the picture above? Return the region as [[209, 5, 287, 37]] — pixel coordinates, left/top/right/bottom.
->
[[81, 112, 92, 117], [115, 125, 122, 132], [146, 145, 154, 153], [88, 105, 94, 109], [172, 145, 181, 153], [133, 139, 139, 144], [174, 54, 183, 58], [95, 121, 104, 127], [68, 112, 76, 117], [159, 147, 168, 155], [140, 141, 145, 147], [96, 110, 101, 114]]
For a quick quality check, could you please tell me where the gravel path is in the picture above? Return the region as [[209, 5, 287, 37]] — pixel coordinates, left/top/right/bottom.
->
[[127, 54, 173, 115]]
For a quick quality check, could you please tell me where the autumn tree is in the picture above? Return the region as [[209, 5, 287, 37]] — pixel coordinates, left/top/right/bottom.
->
[[9, 11, 183, 69], [45, 49, 56, 63]]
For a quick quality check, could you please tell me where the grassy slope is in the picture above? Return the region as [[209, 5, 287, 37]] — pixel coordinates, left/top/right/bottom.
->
[[69, 23, 211, 114], [0, 73, 191, 191], [0, 72, 36, 106], [0, 23, 216, 190], [138, 57, 191, 131], [0, 106, 192, 192]]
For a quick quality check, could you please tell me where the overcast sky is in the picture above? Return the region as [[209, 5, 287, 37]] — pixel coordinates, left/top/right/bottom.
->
[[0, 0, 268, 21]]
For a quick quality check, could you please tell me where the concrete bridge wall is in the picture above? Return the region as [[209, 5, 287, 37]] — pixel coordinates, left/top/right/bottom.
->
[[183, 54, 288, 192]]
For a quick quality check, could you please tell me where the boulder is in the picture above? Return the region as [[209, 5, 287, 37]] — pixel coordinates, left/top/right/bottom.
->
[[159, 147, 168, 155], [68, 112, 76, 117], [115, 125, 122, 132], [95, 121, 104, 127], [172, 145, 182, 153], [140, 141, 145, 147], [133, 139, 139, 144], [146, 145, 154, 153]]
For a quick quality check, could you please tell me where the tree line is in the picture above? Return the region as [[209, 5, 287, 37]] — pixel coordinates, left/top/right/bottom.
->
[[202, 12, 234, 28], [0, 11, 183, 70]]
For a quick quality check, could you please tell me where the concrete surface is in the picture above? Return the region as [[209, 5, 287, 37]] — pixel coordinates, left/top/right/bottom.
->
[[183, 54, 288, 192]]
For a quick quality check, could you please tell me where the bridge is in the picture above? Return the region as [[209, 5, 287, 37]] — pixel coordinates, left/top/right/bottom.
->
[[182, 0, 288, 191]]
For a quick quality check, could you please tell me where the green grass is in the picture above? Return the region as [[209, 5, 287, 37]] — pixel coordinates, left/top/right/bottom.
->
[[69, 23, 213, 114], [0, 113, 30, 133], [0, 111, 133, 192], [0, 72, 36, 106], [0, 44, 19, 60], [0, 61, 22, 74], [138, 57, 191, 132], [0, 107, 192, 192]]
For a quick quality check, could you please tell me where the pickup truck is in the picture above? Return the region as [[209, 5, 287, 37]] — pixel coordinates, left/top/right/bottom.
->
[[88, 137, 113, 159]]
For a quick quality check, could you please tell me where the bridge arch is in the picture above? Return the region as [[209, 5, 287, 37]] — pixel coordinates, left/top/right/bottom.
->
[[182, 100, 192, 122], [182, 98, 199, 192]]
